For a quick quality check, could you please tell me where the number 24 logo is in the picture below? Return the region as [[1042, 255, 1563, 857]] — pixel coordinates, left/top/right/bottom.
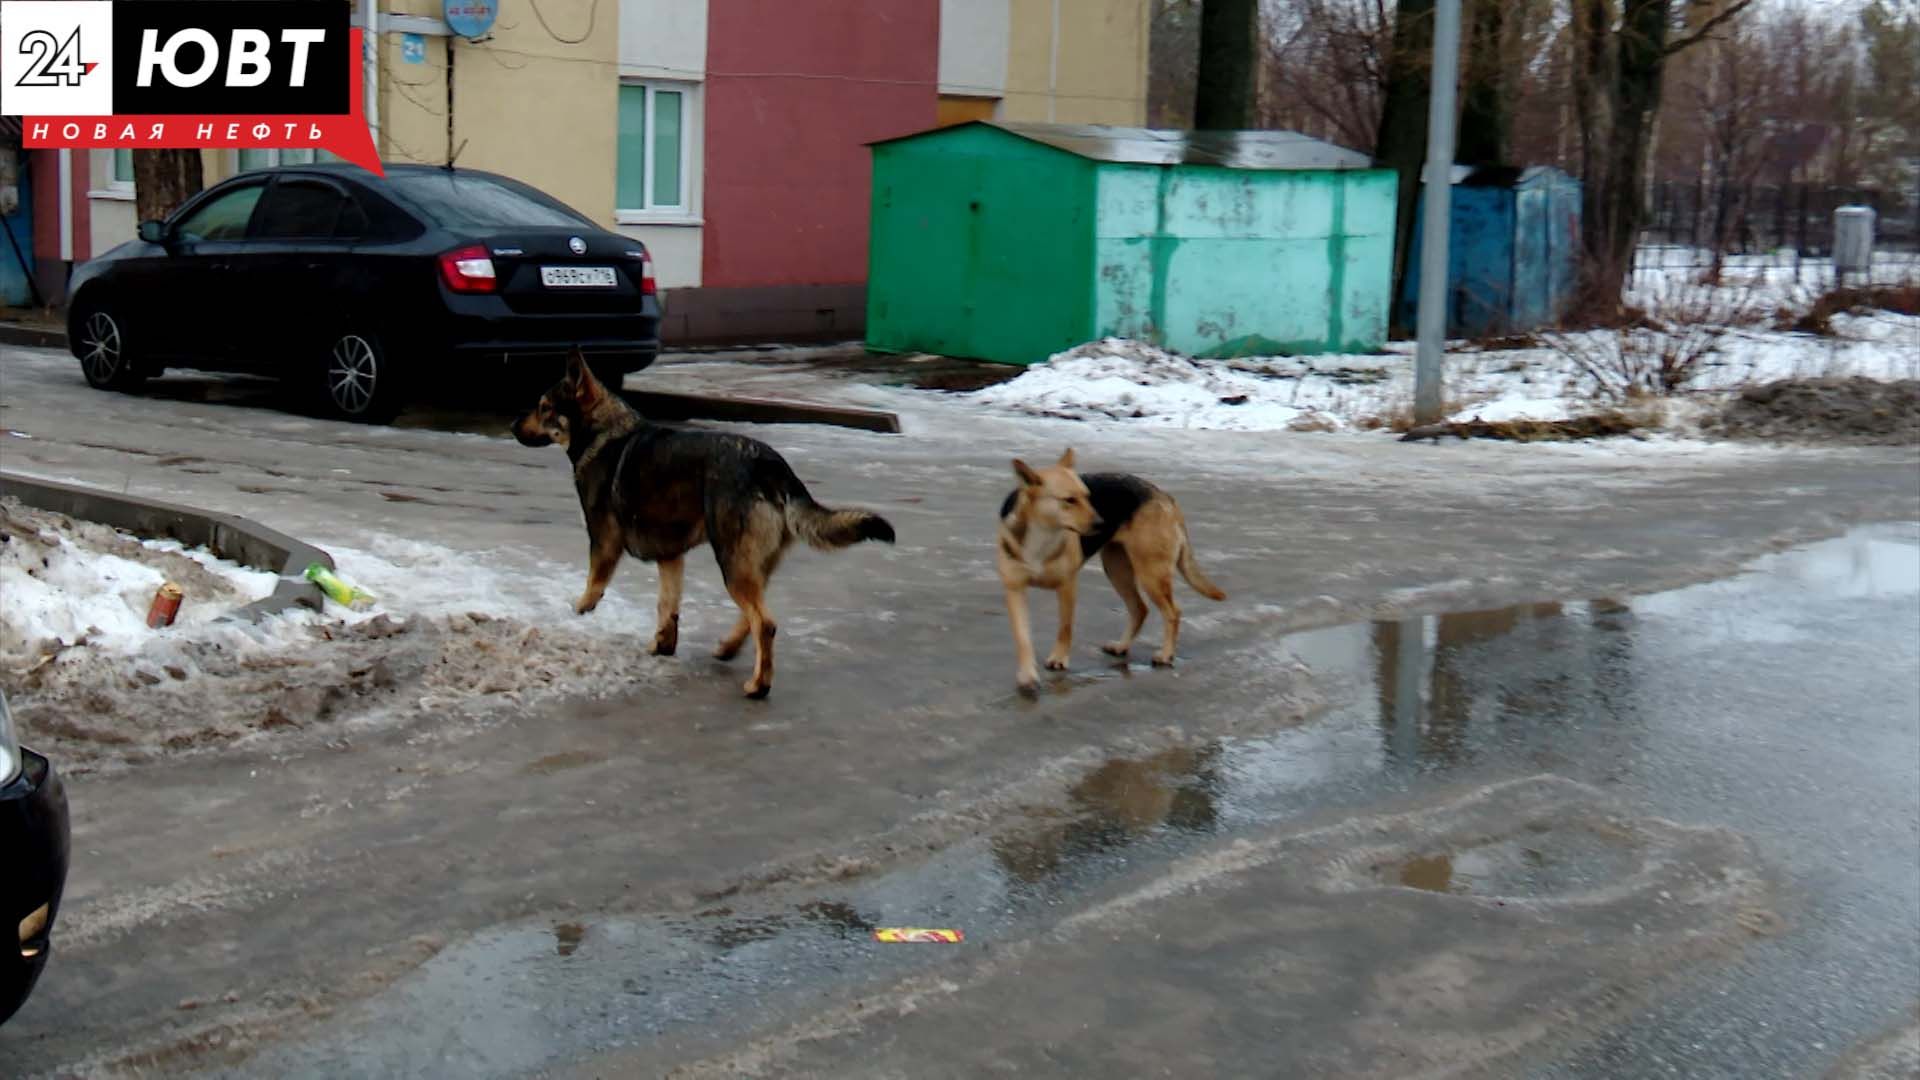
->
[[16, 28, 89, 88]]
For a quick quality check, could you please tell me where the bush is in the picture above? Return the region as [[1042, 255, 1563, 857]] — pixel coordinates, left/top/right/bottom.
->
[[1545, 280, 1767, 400], [1784, 281, 1920, 336]]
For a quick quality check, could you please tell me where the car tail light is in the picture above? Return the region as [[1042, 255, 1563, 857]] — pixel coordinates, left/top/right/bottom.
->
[[438, 244, 497, 293], [640, 255, 657, 296]]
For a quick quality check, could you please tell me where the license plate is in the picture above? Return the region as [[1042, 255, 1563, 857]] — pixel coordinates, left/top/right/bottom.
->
[[540, 265, 618, 288]]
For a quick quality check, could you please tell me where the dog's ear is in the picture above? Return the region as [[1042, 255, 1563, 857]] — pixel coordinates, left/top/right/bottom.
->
[[1012, 458, 1042, 487], [1057, 447, 1076, 470], [565, 349, 604, 405]]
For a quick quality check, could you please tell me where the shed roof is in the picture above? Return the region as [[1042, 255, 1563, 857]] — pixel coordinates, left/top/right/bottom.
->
[[1445, 164, 1578, 187], [873, 121, 1375, 171]]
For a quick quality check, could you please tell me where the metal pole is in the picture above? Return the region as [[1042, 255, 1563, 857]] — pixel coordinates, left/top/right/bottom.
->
[[363, 0, 380, 149], [1413, 0, 1462, 425]]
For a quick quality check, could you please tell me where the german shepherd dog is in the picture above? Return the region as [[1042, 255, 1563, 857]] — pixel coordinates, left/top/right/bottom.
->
[[513, 351, 895, 698], [997, 449, 1225, 693]]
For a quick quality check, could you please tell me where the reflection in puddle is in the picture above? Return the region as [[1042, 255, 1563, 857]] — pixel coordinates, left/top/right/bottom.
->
[[981, 525, 1919, 900], [992, 746, 1224, 886], [1377, 828, 1642, 899], [1398, 855, 1455, 893], [553, 921, 585, 957]]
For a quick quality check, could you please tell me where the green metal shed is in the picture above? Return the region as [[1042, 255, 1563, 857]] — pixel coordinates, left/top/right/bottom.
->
[[866, 121, 1398, 366]]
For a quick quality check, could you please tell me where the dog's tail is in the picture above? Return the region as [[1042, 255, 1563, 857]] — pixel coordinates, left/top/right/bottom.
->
[[1176, 521, 1226, 601], [787, 496, 897, 550]]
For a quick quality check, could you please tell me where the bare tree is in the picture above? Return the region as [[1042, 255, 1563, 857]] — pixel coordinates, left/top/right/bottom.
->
[[1261, 0, 1393, 149], [132, 149, 203, 226], [1374, 0, 1437, 328], [1570, 0, 1760, 313], [1150, 0, 1202, 128], [1197, 0, 1261, 128]]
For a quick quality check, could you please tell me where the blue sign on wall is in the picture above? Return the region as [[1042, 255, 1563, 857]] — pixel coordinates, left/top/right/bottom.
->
[[444, 0, 499, 39], [400, 32, 426, 64]]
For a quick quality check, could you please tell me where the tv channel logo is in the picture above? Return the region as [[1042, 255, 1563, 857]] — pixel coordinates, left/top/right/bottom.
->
[[1, 2, 115, 116], [3, 1, 349, 118]]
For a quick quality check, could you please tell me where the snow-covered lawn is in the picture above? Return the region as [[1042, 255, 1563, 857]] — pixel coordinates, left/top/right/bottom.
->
[[959, 253, 1919, 434]]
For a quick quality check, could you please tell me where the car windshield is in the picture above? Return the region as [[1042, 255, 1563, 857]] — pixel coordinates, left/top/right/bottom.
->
[[386, 172, 592, 230]]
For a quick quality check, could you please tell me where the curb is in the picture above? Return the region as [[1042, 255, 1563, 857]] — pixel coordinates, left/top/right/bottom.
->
[[0, 322, 67, 351], [0, 472, 333, 622], [623, 388, 902, 434]]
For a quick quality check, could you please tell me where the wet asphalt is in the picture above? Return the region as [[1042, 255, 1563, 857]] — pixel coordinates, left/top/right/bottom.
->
[[0, 345, 1917, 1076], [212, 527, 1918, 1079]]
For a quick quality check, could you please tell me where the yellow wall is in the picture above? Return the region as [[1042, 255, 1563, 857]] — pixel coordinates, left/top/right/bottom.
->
[[1003, 0, 1149, 126], [378, 0, 619, 226], [938, 95, 1000, 127]]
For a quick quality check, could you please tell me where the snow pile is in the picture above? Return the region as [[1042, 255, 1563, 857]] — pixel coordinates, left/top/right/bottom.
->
[[960, 254, 1918, 436], [964, 338, 1582, 432], [1, 512, 682, 770], [0, 501, 281, 663], [968, 338, 1322, 431]]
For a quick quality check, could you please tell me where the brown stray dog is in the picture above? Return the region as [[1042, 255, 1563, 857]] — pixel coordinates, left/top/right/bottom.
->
[[996, 449, 1226, 692], [513, 350, 895, 699]]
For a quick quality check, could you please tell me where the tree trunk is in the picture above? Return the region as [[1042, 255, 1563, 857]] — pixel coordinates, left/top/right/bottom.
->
[[1195, 0, 1259, 129], [1376, 0, 1436, 333], [132, 149, 203, 225], [1570, 0, 1617, 312], [1584, 0, 1672, 308], [1456, 0, 1508, 164]]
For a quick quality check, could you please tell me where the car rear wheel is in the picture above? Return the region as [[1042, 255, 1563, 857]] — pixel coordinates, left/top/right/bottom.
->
[[317, 331, 407, 424], [73, 304, 147, 393]]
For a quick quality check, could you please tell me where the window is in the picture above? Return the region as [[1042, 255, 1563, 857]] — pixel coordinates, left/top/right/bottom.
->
[[237, 148, 340, 172], [617, 81, 692, 215], [254, 181, 352, 239], [387, 172, 593, 230], [174, 184, 266, 243], [111, 149, 134, 186]]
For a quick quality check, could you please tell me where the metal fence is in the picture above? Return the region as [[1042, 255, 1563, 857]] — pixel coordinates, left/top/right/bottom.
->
[[1634, 180, 1919, 286], [1641, 180, 1918, 254]]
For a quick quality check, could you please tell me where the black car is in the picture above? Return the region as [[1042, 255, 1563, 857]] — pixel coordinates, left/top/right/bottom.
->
[[1, 689, 69, 1027], [66, 164, 663, 423]]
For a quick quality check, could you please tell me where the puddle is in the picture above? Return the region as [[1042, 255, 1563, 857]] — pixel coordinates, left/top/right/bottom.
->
[[1377, 828, 1641, 898], [553, 921, 584, 957], [979, 524, 1920, 904]]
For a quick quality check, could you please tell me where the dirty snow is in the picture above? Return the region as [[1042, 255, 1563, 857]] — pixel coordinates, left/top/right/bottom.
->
[[959, 253, 1920, 435], [0, 501, 687, 770], [0, 500, 281, 662]]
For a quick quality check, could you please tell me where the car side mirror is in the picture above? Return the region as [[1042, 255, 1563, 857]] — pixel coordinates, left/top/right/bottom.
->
[[138, 220, 166, 244]]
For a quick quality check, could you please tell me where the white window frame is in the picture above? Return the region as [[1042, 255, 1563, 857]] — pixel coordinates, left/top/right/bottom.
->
[[615, 78, 701, 227], [231, 148, 337, 174], [90, 149, 135, 201]]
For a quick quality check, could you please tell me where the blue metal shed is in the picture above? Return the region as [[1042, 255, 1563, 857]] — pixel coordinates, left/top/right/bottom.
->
[[1397, 166, 1582, 338], [0, 141, 35, 310]]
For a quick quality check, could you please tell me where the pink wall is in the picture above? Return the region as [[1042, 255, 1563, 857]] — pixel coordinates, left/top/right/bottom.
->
[[703, 0, 938, 289]]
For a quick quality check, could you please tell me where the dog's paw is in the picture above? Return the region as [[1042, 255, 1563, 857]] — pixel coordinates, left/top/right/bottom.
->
[[573, 598, 599, 615], [1151, 654, 1176, 668], [1044, 655, 1069, 671], [743, 679, 772, 700], [713, 641, 743, 662], [650, 638, 677, 657], [1100, 642, 1130, 657], [1016, 670, 1041, 695]]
